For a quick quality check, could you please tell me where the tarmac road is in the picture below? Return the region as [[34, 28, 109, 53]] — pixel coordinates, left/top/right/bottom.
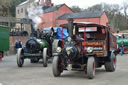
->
[[0, 54, 128, 85]]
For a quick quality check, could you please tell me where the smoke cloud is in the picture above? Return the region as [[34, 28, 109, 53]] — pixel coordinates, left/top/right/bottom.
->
[[27, 0, 43, 31]]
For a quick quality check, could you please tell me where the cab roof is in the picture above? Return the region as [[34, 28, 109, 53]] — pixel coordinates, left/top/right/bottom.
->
[[60, 22, 108, 28]]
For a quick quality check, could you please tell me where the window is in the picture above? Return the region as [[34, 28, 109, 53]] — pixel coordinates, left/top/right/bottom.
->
[[79, 27, 97, 32], [21, 8, 23, 13], [17, 10, 19, 14]]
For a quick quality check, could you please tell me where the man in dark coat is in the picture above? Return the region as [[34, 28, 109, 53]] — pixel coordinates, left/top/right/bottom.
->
[[15, 40, 22, 53]]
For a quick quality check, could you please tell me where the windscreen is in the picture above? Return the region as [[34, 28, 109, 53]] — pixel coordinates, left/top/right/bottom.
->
[[79, 27, 97, 32], [78, 27, 106, 40]]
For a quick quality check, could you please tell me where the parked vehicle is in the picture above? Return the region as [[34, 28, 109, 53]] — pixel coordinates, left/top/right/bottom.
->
[[114, 33, 128, 54], [52, 21, 117, 79], [0, 25, 9, 61]]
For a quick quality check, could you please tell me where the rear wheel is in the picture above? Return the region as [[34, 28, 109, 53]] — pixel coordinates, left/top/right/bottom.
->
[[87, 57, 95, 79], [17, 48, 24, 67], [43, 48, 48, 67], [52, 56, 63, 77], [105, 52, 116, 72]]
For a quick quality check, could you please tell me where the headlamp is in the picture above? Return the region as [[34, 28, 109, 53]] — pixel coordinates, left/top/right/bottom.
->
[[56, 47, 61, 53], [86, 47, 93, 53]]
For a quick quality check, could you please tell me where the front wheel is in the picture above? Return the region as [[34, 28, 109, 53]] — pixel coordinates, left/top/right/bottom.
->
[[87, 57, 95, 79], [43, 48, 48, 67], [105, 52, 116, 72], [52, 56, 63, 77], [17, 48, 24, 67]]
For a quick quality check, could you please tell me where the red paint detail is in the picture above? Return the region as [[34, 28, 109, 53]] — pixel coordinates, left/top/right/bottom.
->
[[58, 59, 62, 72], [84, 27, 86, 41], [0, 53, 2, 61], [83, 27, 86, 51], [102, 28, 105, 34], [113, 58, 116, 67], [93, 63, 95, 72], [122, 48, 128, 54], [61, 28, 64, 48]]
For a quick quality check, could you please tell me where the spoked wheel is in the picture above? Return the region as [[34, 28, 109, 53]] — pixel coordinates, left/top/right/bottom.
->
[[52, 56, 63, 77], [43, 48, 48, 67], [17, 48, 24, 67], [105, 52, 116, 72], [87, 57, 95, 79]]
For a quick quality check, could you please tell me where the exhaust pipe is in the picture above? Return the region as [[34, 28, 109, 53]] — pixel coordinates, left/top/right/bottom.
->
[[30, 21, 37, 37], [68, 18, 74, 37]]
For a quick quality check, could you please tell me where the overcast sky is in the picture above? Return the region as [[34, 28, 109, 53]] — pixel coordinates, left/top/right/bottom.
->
[[52, 0, 124, 8]]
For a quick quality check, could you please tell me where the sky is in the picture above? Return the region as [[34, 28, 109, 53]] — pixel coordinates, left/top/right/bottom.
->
[[52, 0, 124, 8]]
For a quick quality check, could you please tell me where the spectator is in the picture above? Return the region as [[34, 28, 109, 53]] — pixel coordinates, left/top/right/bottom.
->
[[15, 40, 22, 53], [120, 41, 124, 56]]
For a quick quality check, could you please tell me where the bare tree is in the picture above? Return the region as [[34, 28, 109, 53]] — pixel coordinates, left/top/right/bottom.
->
[[123, 0, 128, 17]]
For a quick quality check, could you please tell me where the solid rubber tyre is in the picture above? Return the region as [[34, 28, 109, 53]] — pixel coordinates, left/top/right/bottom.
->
[[105, 52, 116, 72], [17, 48, 24, 67], [87, 57, 95, 79], [43, 48, 48, 67], [52, 56, 62, 77]]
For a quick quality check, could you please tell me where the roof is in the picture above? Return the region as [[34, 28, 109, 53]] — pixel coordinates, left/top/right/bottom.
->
[[0, 17, 32, 24], [58, 11, 105, 19], [43, 4, 65, 13], [60, 22, 107, 28], [17, 0, 30, 6]]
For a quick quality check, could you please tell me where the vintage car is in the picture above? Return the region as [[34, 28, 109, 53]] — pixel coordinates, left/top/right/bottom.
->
[[0, 25, 9, 61], [52, 20, 117, 79], [114, 33, 128, 54], [17, 25, 56, 67]]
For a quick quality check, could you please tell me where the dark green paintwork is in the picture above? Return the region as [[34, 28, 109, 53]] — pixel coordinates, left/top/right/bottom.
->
[[0, 25, 9, 51], [117, 38, 128, 45], [40, 39, 48, 49], [24, 53, 42, 57]]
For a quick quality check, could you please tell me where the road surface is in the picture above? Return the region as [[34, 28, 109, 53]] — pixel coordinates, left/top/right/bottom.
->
[[0, 54, 128, 85]]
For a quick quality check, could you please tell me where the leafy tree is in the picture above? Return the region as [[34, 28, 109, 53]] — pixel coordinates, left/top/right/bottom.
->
[[83, 3, 128, 30], [122, 0, 128, 17], [0, 0, 26, 17], [86, 4, 103, 12]]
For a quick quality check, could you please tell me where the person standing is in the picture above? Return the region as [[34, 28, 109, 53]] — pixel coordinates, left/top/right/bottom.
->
[[120, 41, 124, 56], [15, 40, 22, 53]]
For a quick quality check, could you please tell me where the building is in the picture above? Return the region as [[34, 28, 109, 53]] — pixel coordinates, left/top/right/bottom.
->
[[16, 0, 108, 30], [58, 11, 108, 26], [40, 3, 73, 28], [15, 0, 53, 34], [16, 0, 35, 35], [40, 6, 108, 28]]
